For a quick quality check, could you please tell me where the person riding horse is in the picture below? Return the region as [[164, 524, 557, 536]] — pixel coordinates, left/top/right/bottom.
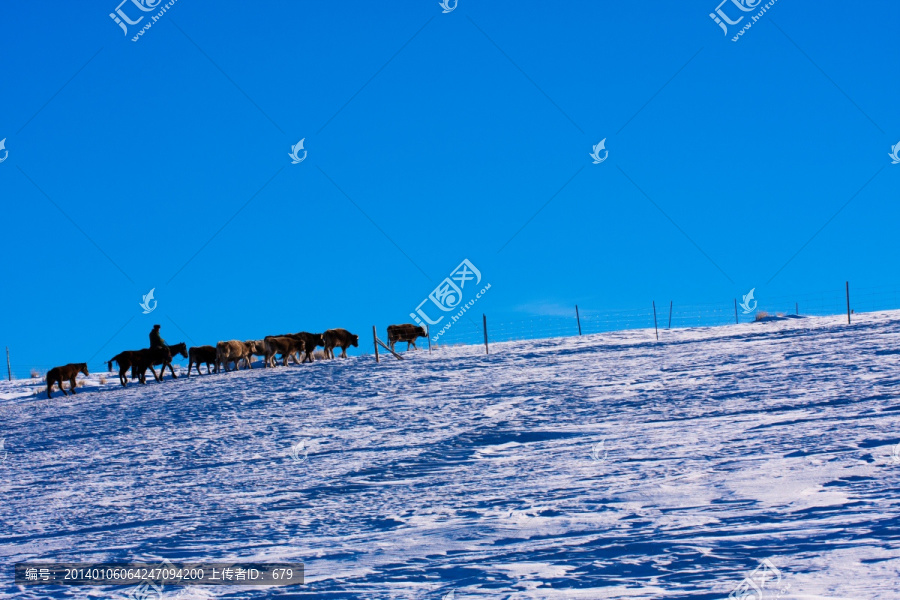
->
[[131, 324, 184, 382], [148, 323, 174, 373], [150, 324, 168, 350]]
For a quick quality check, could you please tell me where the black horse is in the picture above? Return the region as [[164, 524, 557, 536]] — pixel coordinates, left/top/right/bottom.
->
[[131, 342, 188, 384]]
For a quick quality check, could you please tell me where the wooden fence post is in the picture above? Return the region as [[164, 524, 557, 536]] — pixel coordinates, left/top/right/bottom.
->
[[652, 301, 659, 340], [483, 314, 489, 355], [667, 300, 673, 329], [846, 281, 851, 324], [575, 305, 582, 336], [5, 347, 10, 381], [734, 298, 739, 324], [372, 326, 379, 363]]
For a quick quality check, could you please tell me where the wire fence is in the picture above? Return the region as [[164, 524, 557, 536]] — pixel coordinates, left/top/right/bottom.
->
[[6, 283, 900, 378], [429, 282, 900, 349]]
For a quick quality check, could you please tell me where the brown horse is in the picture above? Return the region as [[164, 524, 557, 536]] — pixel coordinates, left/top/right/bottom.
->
[[46, 363, 89, 398], [131, 343, 188, 384], [109, 351, 141, 387]]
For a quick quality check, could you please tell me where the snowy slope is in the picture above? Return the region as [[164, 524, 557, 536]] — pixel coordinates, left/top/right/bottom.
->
[[1, 312, 899, 599]]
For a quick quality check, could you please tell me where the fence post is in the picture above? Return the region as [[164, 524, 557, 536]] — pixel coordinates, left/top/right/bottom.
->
[[734, 298, 739, 324], [652, 301, 659, 340], [483, 314, 489, 355], [846, 281, 851, 324], [5, 347, 10, 381], [667, 300, 673, 329], [372, 326, 379, 363], [426, 325, 432, 353], [575, 305, 582, 336]]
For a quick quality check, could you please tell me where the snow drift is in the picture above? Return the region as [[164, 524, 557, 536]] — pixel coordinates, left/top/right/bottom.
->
[[1, 311, 899, 599]]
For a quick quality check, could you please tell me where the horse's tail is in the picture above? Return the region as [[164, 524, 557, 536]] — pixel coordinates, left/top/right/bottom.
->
[[108, 356, 117, 371]]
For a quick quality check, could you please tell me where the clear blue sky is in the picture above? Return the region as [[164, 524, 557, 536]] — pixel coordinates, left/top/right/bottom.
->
[[1, 1, 898, 372]]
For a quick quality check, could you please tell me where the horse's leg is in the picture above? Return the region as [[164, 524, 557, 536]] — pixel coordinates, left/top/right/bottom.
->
[[47, 381, 53, 399], [150, 365, 161, 382], [167, 361, 177, 379], [60, 379, 68, 396], [70, 376, 77, 394]]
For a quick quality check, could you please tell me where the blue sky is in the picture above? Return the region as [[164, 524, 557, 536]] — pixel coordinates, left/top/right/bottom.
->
[[1, 0, 898, 372]]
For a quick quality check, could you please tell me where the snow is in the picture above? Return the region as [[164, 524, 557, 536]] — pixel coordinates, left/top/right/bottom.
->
[[1, 311, 899, 599]]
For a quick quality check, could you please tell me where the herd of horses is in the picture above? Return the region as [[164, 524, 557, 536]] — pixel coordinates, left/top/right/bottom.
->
[[43, 324, 428, 398]]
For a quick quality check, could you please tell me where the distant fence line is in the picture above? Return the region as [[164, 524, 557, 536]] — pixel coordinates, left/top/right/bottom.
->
[[7, 282, 900, 378], [427, 282, 900, 349]]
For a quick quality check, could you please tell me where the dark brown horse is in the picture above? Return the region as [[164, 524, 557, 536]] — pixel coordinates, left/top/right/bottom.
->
[[46, 363, 89, 398], [131, 343, 188, 384], [109, 351, 141, 387]]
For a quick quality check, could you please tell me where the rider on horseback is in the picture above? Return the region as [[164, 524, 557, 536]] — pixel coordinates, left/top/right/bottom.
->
[[150, 324, 168, 350]]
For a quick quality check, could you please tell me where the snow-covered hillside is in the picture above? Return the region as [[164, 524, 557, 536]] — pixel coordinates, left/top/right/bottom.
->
[[1, 312, 899, 599]]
